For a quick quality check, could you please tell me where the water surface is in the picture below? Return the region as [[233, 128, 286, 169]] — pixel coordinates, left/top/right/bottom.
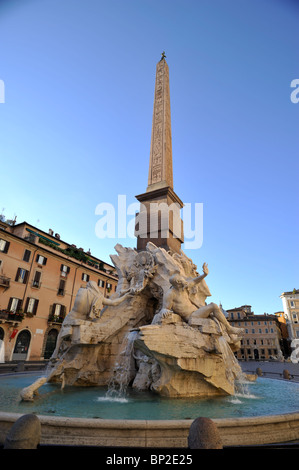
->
[[1, 372, 299, 420]]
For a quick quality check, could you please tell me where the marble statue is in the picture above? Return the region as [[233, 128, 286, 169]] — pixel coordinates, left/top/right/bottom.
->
[[51, 281, 132, 360], [153, 263, 241, 340], [21, 242, 244, 400]]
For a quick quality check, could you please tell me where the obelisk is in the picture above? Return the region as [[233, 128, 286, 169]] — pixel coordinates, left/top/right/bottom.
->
[[135, 53, 184, 253]]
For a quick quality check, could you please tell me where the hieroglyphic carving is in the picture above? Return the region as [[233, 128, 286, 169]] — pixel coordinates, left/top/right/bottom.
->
[[148, 59, 173, 189], [150, 61, 164, 184]]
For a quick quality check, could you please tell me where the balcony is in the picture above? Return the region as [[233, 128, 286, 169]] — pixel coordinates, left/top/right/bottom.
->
[[0, 275, 10, 288], [0, 309, 24, 323], [48, 314, 64, 324]]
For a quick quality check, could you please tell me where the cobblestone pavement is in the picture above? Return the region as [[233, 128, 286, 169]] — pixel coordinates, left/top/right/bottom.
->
[[241, 360, 299, 382]]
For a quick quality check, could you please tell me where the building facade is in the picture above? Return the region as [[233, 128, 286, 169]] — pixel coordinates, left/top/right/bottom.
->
[[227, 305, 285, 360], [280, 289, 299, 341], [0, 220, 118, 362]]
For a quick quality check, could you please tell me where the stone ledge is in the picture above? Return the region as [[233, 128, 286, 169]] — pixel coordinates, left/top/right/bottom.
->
[[1, 411, 299, 447]]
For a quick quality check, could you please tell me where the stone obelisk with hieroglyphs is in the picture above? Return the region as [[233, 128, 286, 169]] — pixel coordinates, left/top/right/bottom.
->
[[136, 54, 184, 253]]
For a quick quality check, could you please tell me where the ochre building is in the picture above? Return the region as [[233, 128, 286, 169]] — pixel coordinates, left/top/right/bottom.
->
[[227, 305, 287, 360], [0, 220, 118, 361]]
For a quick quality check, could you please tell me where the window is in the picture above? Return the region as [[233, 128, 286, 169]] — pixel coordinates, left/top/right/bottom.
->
[[24, 297, 39, 315], [60, 264, 70, 277], [15, 267, 29, 284], [107, 282, 112, 290], [0, 239, 10, 253], [296, 331, 299, 338], [251, 329, 255, 334], [245, 329, 248, 334], [58, 279, 65, 296], [290, 301, 295, 308], [265, 328, 268, 333], [8, 297, 22, 313], [270, 328, 274, 333], [98, 279, 105, 288], [23, 249, 31, 262], [32, 271, 41, 288], [258, 329, 262, 333], [82, 273, 89, 282], [50, 304, 66, 322], [36, 254, 47, 265]]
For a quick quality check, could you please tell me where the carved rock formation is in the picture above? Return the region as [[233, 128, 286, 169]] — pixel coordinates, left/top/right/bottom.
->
[[21, 242, 244, 399]]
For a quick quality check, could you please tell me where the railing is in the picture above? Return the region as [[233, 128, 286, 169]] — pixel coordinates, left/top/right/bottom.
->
[[0, 360, 48, 374], [48, 314, 64, 324], [0, 275, 10, 288], [244, 368, 299, 382], [0, 310, 24, 322]]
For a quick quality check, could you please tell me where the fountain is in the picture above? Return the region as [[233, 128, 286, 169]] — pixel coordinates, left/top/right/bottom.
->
[[2, 55, 299, 448], [19, 242, 245, 401]]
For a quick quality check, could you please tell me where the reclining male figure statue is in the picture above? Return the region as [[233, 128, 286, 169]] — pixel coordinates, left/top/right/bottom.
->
[[154, 263, 241, 338]]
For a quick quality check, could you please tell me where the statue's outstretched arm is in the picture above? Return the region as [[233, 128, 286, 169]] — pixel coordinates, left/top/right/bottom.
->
[[188, 263, 209, 287], [102, 291, 132, 306]]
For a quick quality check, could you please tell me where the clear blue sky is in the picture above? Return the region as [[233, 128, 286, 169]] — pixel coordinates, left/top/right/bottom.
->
[[0, 0, 298, 314]]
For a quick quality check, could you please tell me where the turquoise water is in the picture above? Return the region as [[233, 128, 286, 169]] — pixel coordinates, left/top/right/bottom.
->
[[0, 372, 299, 420]]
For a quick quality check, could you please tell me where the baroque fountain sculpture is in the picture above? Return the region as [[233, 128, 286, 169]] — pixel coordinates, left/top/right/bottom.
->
[[21, 55, 245, 402], [21, 242, 244, 401]]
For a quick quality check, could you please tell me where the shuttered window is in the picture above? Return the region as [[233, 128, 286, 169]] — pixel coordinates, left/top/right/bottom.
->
[[58, 279, 65, 296], [0, 239, 10, 253], [24, 297, 39, 315], [60, 264, 70, 277], [23, 249, 31, 262], [32, 271, 41, 288], [51, 304, 66, 320], [8, 297, 22, 313], [15, 268, 29, 284], [36, 254, 47, 265]]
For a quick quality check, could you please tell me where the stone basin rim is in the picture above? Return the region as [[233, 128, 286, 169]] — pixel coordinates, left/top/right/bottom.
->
[[2, 410, 299, 447], [1, 409, 299, 425]]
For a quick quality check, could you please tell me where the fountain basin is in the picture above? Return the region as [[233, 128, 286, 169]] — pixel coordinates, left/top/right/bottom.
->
[[1, 372, 299, 446], [1, 411, 299, 447]]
